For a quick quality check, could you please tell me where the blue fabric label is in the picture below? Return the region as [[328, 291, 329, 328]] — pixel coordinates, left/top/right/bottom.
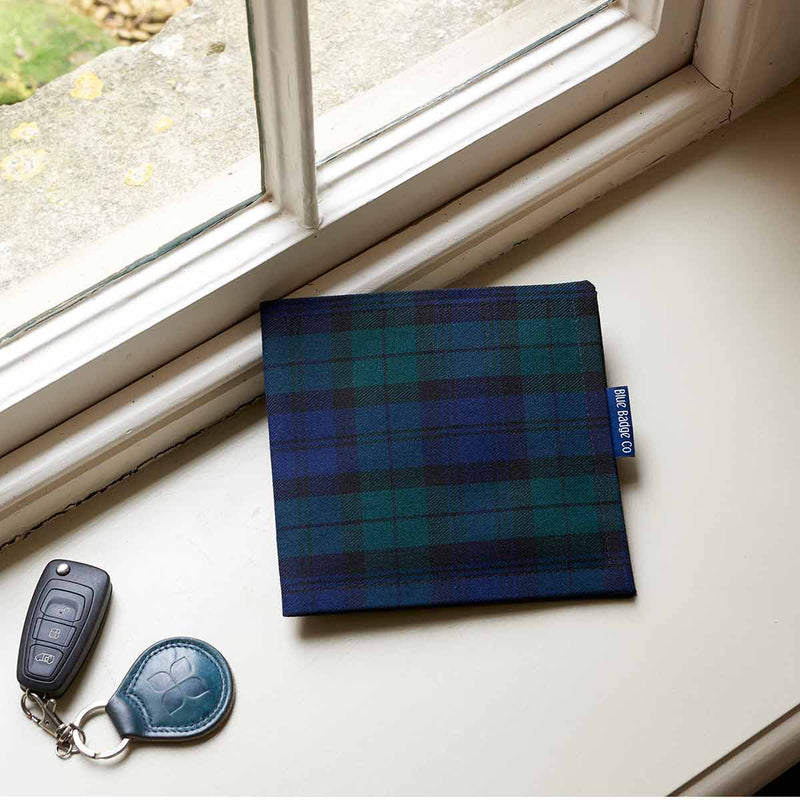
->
[[606, 386, 635, 457]]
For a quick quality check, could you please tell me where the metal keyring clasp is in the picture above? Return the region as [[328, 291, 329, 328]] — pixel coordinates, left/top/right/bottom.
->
[[21, 690, 63, 737], [20, 690, 80, 757], [71, 702, 130, 760]]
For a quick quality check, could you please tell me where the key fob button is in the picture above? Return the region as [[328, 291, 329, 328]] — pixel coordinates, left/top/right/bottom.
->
[[27, 645, 63, 678], [34, 618, 75, 647], [41, 589, 85, 622]]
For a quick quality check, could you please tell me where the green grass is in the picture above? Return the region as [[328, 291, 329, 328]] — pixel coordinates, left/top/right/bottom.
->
[[0, 0, 117, 105]]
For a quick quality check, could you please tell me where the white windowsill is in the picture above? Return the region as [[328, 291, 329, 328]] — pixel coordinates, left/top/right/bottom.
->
[[2, 78, 799, 794]]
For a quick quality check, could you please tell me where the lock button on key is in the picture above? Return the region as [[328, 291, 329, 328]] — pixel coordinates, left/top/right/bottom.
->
[[41, 589, 85, 622]]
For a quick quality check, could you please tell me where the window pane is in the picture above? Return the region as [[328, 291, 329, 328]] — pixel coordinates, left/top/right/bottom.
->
[[0, 0, 260, 340], [310, 0, 609, 160]]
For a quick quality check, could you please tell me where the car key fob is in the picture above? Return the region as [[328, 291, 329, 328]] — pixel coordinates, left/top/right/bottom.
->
[[17, 560, 112, 698]]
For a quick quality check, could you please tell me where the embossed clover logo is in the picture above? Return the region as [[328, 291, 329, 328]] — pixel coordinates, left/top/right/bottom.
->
[[147, 657, 209, 714]]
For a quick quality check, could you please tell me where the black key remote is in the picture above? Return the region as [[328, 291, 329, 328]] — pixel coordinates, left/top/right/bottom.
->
[[17, 560, 111, 698]]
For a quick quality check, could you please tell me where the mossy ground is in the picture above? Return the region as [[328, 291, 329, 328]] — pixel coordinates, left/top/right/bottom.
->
[[0, 0, 117, 104]]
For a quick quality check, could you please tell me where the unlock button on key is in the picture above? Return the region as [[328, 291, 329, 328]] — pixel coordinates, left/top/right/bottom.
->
[[27, 645, 63, 678]]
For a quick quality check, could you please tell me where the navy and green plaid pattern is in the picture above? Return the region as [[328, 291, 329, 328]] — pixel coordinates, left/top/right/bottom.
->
[[260, 281, 635, 615]]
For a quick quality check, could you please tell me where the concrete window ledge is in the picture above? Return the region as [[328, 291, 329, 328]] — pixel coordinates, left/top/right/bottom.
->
[[0, 0, 258, 296]]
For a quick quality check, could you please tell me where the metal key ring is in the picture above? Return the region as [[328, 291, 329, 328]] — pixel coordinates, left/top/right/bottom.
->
[[71, 702, 130, 760]]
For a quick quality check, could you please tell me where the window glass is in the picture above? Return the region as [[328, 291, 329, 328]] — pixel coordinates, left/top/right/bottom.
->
[[309, 0, 610, 159], [0, 0, 260, 340]]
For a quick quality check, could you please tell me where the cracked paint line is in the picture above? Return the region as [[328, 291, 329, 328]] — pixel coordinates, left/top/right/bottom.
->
[[0, 396, 260, 553]]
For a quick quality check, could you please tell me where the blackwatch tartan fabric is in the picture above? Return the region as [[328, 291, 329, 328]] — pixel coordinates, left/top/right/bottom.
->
[[260, 281, 635, 616]]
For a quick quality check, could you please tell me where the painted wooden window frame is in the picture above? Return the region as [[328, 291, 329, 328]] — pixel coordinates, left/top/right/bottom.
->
[[0, 0, 702, 456]]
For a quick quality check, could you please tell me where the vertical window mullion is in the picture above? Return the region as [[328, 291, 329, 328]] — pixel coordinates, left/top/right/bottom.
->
[[246, 0, 320, 229]]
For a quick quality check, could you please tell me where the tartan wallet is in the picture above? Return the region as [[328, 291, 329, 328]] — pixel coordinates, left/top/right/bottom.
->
[[260, 281, 635, 615]]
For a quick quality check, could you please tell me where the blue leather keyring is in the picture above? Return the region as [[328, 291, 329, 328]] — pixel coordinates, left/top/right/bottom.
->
[[71, 637, 234, 759]]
